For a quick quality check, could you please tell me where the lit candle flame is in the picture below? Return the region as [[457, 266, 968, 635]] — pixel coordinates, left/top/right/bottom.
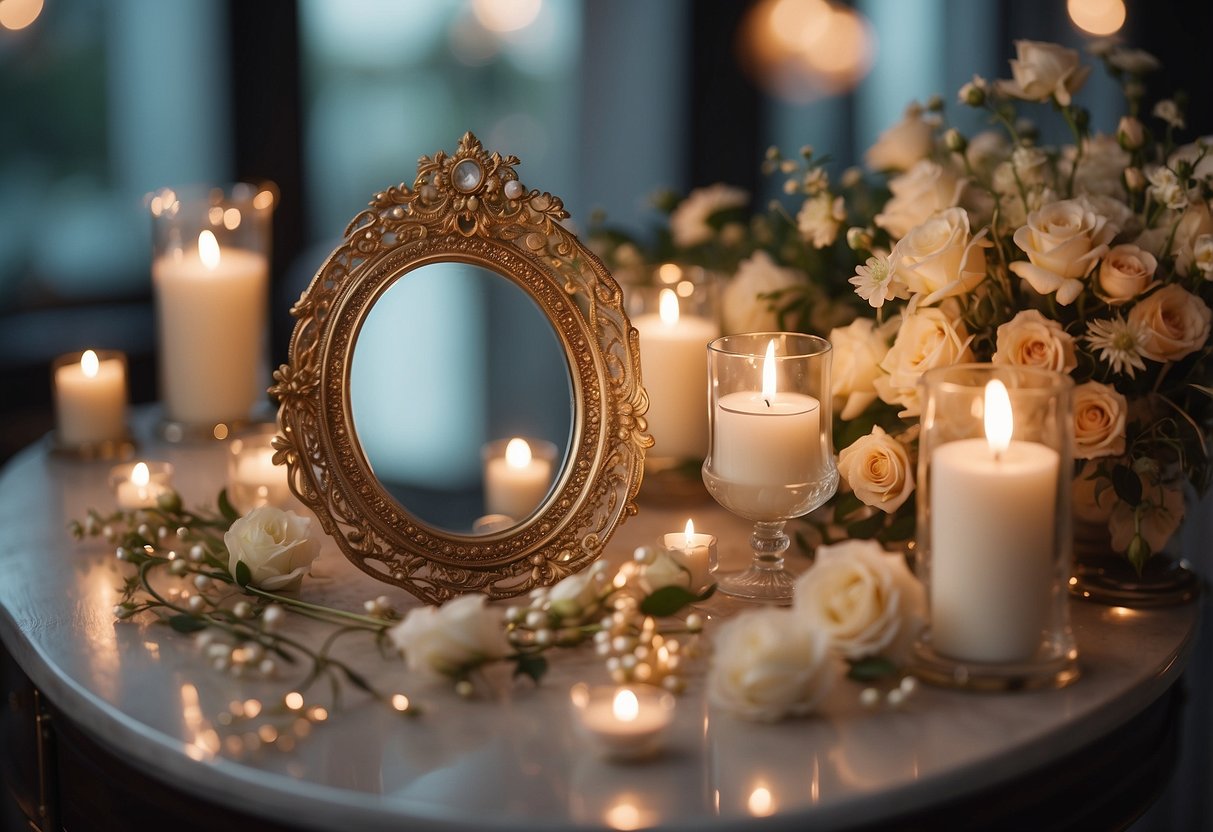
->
[[198, 230, 221, 270], [761, 339, 777, 404], [658, 288, 680, 326], [505, 437, 532, 469], [81, 349, 100, 379], [683, 518, 695, 548], [612, 688, 639, 722], [984, 379, 1013, 457], [131, 461, 150, 488]]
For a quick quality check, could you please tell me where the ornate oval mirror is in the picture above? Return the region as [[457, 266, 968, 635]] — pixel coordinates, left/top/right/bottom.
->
[[271, 133, 651, 604]]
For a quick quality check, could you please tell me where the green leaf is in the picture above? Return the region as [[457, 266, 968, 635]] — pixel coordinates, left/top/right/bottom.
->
[[217, 488, 241, 524], [513, 653, 548, 685], [832, 491, 865, 522], [846, 656, 898, 682], [878, 509, 917, 544], [846, 512, 885, 540], [168, 614, 207, 634], [1111, 464, 1142, 505], [234, 560, 252, 589], [640, 585, 701, 617]]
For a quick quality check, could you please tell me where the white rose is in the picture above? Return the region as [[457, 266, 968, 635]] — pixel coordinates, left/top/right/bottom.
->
[[1170, 202, 1213, 277], [1097, 244, 1157, 303], [890, 207, 989, 306], [1128, 284, 1213, 362], [389, 594, 510, 679], [1109, 481, 1185, 554], [1072, 381, 1127, 460], [837, 426, 915, 514], [1009, 198, 1117, 305], [793, 540, 927, 665], [669, 184, 749, 248], [874, 160, 964, 240], [547, 564, 606, 618], [874, 307, 974, 417], [796, 193, 845, 248], [828, 317, 893, 420], [638, 549, 691, 595], [225, 506, 322, 591], [998, 40, 1091, 105], [865, 106, 936, 172], [722, 251, 805, 334], [707, 609, 837, 722], [992, 309, 1078, 373], [1194, 234, 1213, 276]]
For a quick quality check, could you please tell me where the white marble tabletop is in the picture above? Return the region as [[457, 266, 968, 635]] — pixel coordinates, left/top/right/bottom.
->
[[0, 423, 1198, 832]]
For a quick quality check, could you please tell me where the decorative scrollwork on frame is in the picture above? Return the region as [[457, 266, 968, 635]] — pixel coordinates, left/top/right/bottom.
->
[[270, 132, 651, 605]]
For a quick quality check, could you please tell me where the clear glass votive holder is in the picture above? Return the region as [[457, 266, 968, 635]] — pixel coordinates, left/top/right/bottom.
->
[[913, 363, 1079, 690], [659, 522, 717, 595], [51, 349, 134, 460], [149, 182, 276, 442], [227, 425, 291, 512], [109, 461, 175, 511], [481, 437, 559, 523], [569, 683, 676, 762]]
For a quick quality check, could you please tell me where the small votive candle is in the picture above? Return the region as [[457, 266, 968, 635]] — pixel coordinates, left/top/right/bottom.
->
[[227, 428, 290, 511], [53, 349, 128, 449], [570, 683, 675, 762], [110, 461, 174, 510], [661, 519, 717, 594], [482, 437, 556, 522]]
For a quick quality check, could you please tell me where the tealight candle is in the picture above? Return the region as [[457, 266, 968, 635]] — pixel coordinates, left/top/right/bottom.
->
[[570, 683, 675, 761], [929, 379, 1059, 663], [661, 519, 716, 593], [483, 437, 554, 521], [53, 349, 128, 448], [110, 461, 174, 510], [227, 429, 291, 511]]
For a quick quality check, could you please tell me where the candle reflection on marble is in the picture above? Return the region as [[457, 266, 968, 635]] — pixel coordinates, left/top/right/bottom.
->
[[570, 683, 675, 761], [227, 428, 291, 511]]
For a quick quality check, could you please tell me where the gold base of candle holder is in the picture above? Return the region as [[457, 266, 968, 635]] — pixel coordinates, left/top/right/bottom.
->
[[1070, 555, 1199, 608], [49, 433, 137, 462], [910, 641, 1080, 692]]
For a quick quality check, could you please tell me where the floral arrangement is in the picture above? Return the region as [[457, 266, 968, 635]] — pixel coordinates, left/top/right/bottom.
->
[[592, 39, 1213, 572]]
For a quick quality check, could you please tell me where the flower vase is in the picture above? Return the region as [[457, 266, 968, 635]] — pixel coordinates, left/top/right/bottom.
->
[[1070, 519, 1199, 608]]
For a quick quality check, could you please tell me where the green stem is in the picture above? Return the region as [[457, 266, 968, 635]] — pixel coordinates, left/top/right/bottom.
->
[[244, 585, 389, 630]]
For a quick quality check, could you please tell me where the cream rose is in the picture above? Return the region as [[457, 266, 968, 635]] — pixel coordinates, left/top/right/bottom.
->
[[837, 426, 915, 514], [722, 251, 805, 334], [1009, 198, 1117, 305], [874, 160, 964, 240], [225, 506, 322, 591], [890, 207, 989, 305], [1097, 244, 1157, 303], [707, 609, 837, 722], [1128, 284, 1212, 362], [389, 594, 510, 679], [1109, 480, 1185, 555], [874, 307, 974, 417], [865, 106, 935, 172], [546, 562, 608, 619], [998, 40, 1091, 106], [1171, 203, 1213, 277], [828, 317, 893, 420], [992, 309, 1077, 373], [793, 540, 927, 664], [1072, 381, 1127, 460], [669, 184, 749, 248], [638, 548, 692, 595]]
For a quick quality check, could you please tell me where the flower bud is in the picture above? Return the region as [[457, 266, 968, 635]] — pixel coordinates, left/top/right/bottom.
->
[[157, 490, 183, 514], [944, 128, 968, 153], [846, 226, 874, 252], [1117, 116, 1145, 151], [959, 81, 985, 107], [926, 94, 944, 112], [1124, 167, 1146, 192]]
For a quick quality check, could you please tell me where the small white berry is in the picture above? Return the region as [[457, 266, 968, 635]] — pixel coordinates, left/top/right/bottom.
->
[[685, 614, 704, 632], [535, 629, 553, 647], [194, 575, 211, 590], [259, 658, 276, 677], [859, 688, 880, 708], [176, 526, 189, 538], [115, 547, 128, 561], [605, 656, 621, 672], [595, 641, 611, 656], [899, 676, 918, 695], [263, 605, 284, 627], [212, 656, 230, 672], [525, 610, 547, 629], [158, 526, 169, 541], [187, 596, 206, 613], [189, 544, 206, 562], [137, 524, 152, 539], [620, 654, 638, 671], [102, 525, 115, 542], [113, 604, 131, 619], [455, 680, 475, 698], [232, 601, 252, 619], [887, 688, 906, 708]]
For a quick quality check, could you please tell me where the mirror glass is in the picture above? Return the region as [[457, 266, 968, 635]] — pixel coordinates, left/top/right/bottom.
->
[[350, 262, 573, 534]]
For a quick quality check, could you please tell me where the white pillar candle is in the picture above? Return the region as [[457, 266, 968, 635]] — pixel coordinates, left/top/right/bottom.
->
[[929, 380, 1059, 663], [153, 230, 268, 425], [711, 341, 821, 516], [484, 438, 553, 521], [54, 350, 127, 446], [661, 519, 716, 593], [632, 289, 719, 460]]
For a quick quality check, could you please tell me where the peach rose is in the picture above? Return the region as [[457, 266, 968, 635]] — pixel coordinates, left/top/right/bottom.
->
[[829, 317, 893, 421], [837, 426, 915, 514], [874, 307, 974, 417], [1072, 381, 1127, 460], [1097, 244, 1157, 303], [1127, 284, 1212, 362], [992, 309, 1077, 373], [1009, 198, 1117, 305]]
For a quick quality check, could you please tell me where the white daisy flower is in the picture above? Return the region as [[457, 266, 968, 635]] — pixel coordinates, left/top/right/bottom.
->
[[850, 255, 909, 309], [1084, 316, 1150, 377]]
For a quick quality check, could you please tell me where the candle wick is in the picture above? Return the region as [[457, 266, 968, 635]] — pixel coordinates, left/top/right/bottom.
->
[[993, 450, 1002, 463], [764, 398, 771, 408]]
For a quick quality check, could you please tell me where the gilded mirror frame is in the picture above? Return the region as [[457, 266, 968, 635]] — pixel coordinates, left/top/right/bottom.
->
[[270, 133, 651, 604]]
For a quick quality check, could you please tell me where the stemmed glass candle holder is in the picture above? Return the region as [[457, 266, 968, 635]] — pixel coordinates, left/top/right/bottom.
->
[[913, 364, 1079, 690], [149, 183, 275, 441], [702, 333, 838, 602]]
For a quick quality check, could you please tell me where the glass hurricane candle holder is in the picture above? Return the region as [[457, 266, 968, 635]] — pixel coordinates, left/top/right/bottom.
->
[[149, 182, 276, 442], [702, 333, 838, 602], [913, 364, 1079, 690], [626, 267, 721, 504], [227, 425, 291, 512]]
